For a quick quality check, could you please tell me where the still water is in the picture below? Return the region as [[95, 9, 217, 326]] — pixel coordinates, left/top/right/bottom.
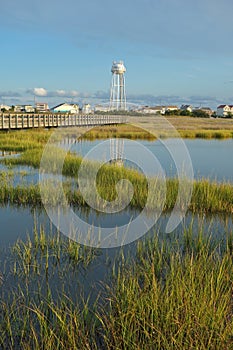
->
[[68, 138, 233, 182], [0, 138, 232, 184], [0, 136, 232, 303]]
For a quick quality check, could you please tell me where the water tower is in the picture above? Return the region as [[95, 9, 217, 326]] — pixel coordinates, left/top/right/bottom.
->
[[109, 61, 126, 111]]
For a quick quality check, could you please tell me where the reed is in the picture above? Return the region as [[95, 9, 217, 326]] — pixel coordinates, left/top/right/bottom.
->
[[82, 124, 156, 140], [1, 227, 232, 349], [11, 225, 99, 278], [0, 169, 232, 214], [0, 129, 53, 151], [72, 122, 233, 140], [100, 231, 233, 349]]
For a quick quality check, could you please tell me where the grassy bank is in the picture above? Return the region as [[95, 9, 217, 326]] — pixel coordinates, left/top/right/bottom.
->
[[82, 123, 233, 140], [81, 115, 233, 139], [0, 129, 53, 151], [0, 117, 233, 155], [0, 227, 232, 349], [130, 115, 233, 139], [82, 124, 156, 140], [0, 171, 232, 214], [1, 143, 232, 214]]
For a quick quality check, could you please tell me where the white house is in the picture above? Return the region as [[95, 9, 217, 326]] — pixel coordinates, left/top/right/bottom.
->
[[216, 104, 233, 117], [0, 104, 11, 111], [24, 105, 35, 113], [138, 106, 166, 114], [36, 102, 49, 112], [52, 103, 79, 114], [14, 105, 25, 112], [180, 104, 193, 112], [193, 107, 213, 117], [82, 103, 92, 114], [94, 104, 109, 112], [165, 105, 179, 113], [12, 105, 35, 112]]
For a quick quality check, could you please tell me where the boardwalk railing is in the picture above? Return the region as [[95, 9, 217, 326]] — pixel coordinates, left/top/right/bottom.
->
[[0, 114, 128, 130]]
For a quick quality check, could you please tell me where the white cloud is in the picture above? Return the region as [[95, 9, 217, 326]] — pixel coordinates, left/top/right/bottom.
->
[[70, 90, 80, 97], [32, 88, 47, 97], [56, 90, 66, 96]]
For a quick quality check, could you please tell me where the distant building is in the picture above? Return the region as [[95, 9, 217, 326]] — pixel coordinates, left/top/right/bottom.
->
[[165, 105, 179, 113], [82, 103, 92, 114], [36, 102, 49, 112], [14, 105, 25, 112], [216, 104, 233, 117], [13, 105, 35, 113], [0, 104, 11, 111], [94, 104, 109, 113], [193, 107, 213, 117], [52, 103, 79, 114], [180, 104, 193, 112], [24, 105, 35, 113], [138, 106, 166, 114]]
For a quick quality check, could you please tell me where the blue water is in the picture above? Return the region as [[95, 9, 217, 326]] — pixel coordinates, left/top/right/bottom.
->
[[68, 138, 233, 182]]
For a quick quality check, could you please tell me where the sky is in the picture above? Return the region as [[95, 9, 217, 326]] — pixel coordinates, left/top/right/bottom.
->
[[1, 0, 233, 109]]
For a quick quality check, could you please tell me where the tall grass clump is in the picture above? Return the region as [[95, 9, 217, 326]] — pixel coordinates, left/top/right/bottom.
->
[[0, 167, 232, 214], [0, 129, 53, 151], [11, 225, 99, 279], [0, 290, 100, 350], [0, 224, 101, 349], [100, 232, 233, 349], [81, 124, 156, 140]]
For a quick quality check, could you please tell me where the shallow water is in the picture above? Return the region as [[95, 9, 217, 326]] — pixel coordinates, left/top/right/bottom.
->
[[68, 138, 233, 182], [0, 203, 232, 307], [0, 138, 232, 302], [0, 205, 231, 248]]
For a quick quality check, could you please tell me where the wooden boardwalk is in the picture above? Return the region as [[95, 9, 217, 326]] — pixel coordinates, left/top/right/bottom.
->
[[0, 114, 127, 130]]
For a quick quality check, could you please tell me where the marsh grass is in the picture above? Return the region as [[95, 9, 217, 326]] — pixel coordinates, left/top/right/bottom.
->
[[0, 223, 101, 350], [0, 129, 53, 151], [77, 121, 233, 140], [179, 129, 233, 139], [130, 115, 233, 139], [0, 168, 232, 214], [82, 124, 156, 140], [0, 290, 99, 350], [11, 225, 99, 278], [0, 127, 232, 348], [100, 231, 233, 349], [0, 227, 232, 349]]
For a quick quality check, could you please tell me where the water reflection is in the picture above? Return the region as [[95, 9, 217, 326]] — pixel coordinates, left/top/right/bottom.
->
[[0, 205, 232, 247], [0, 205, 232, 306], [67, 138, 233, 182]]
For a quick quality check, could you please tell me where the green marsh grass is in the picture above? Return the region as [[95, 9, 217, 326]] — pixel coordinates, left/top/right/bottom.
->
[[82, 124, 156, 140], [0, 227, 233, 349], [0, 127, 232, 348], [0, 129, 53, 152], [11, 225, 99, 279], [100, 231, 233, 349], [0, 164, 232, 214]]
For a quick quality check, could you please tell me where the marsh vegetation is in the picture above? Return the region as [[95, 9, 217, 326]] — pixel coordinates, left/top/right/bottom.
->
[[0, 225, 232, 349], [0, 126, 232, 349]]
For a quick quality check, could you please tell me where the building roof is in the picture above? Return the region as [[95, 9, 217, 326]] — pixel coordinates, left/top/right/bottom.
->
[[142, 106, 165, 110], [52, 103, 79, 109], [181, 104, 192, 108], [200, 107, 212, 111], [217, 104, 228, 108]]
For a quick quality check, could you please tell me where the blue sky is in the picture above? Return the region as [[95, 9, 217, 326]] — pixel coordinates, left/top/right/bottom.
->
[[1, 0, 233, 109]]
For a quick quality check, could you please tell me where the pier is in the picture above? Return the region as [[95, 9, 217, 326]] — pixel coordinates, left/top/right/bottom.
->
[[0, 113, 127, 130]]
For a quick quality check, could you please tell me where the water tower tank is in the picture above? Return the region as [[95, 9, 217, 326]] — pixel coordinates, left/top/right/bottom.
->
[[111, 61, 126, 75]]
